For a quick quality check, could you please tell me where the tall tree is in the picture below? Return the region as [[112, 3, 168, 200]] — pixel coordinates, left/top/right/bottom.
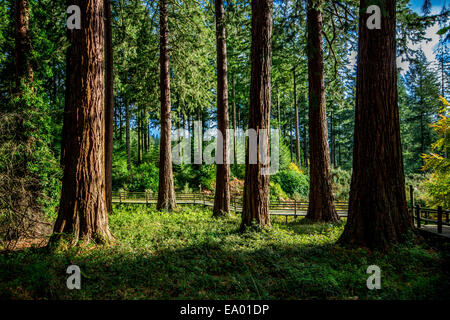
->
[[403, 50, 440, 171], [293, 66, 301, 167], [213, 0, 230, 217], [305, 0, 339, 222], [53, 0, 113, 244], [241, 0, 272, 230], [338, 0, 411, 249], [157, 0, 176, 211], [14, 0, 33, 89], [105, 0, 114, 214]]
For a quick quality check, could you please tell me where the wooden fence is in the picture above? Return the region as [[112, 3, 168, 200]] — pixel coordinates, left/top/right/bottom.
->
[[112, 191, 449, 235], [412, 205, 450, 235]]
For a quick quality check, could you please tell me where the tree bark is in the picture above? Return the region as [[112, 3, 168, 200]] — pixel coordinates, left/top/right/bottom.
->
[[305, 0, 339, 223], [53, 0, 113, 244], [138, 112, 142, 165], [338, 0, 412, 249], [241, 0, 272, 230], [14, 0, 33, 90], [232, 73, 238, 168], [126, 102, 131, 171], [213, 0, 231, 217], [293, 66, 301, 167], [157, 0, 176, 211], [104, 0, 114, 214]]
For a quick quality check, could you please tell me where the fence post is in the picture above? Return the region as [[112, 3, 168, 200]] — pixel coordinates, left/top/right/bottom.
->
[[234, 196, 237, 213], [294, 199, 297, 216], [409, 185, 414, 224], [415, 205, 421, 229], [145, 192, 148, 205], [119, 192, 122, 204], [194, 193, 196, 205], [409, 185, 414, 207], [438, 206, 443, 234]]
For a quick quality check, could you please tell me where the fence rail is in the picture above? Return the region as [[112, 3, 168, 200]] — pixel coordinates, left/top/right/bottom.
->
[[112, 191, 449, 236], [412, 205, 450, 235], [111, 192, 348, 218]]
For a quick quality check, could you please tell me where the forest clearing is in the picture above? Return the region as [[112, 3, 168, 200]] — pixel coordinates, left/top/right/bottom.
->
[[0, 0, 449, 305], [1, 206, 449, 300]]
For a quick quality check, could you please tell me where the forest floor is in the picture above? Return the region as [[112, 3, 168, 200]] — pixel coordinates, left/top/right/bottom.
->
[[1, 205, 449, 300]]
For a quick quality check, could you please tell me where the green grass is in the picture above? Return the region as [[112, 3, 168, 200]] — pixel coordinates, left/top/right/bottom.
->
[[1, 205, 449, 300]]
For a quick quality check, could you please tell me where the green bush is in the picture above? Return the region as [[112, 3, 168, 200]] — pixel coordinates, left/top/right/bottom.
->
[[272, 169, 309, 197], [269, 181, 289, 201], [331, 168, 351, 201]]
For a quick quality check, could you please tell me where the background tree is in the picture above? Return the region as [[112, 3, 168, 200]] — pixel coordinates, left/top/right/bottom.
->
[[213, 0, 230, 217], [402, 49, 440, 172], [157, 0, 176, 211], [305, 0, 339, 222], [241, 0, 273, 230]]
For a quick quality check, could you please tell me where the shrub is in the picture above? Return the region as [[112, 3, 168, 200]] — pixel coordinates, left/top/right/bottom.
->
[[127, 162, 159, 192], [269, 181, 289, 201], [331, 168, 351, 201], [272, 169, 309, 198]]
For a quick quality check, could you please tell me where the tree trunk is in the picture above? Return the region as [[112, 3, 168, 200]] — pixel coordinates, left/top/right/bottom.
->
[[277, 90, 281, 130], [338, 0, 411, 249], [138, 112, 142, 165], [330, 106, 336, 167], [157, 0, 176, 211], [293, 66, 301, 167], [144, 108, 149, 153], [119, 105, 123, 143], [126, 102, 131, 171], [104, 0, 114, 214], [232, 73, 238, 168], [241, 0, 272, 230], [302, 97, 308, 168], [14, 0, 33, 90], [53, 0, 113, 244], [305, 0, 339, 223], [213, 0, 231, 217]]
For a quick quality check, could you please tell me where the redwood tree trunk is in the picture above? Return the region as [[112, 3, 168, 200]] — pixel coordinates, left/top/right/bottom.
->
[[104, 0, 114, 214], [14, 0, 33, 89], [213, 0, 231, 217], [241, 0, 272, 230], [157, 0, 176, 211], [338, 0, 412, 249], [53, 0, 113, 244], [305, 0, 339, 223]]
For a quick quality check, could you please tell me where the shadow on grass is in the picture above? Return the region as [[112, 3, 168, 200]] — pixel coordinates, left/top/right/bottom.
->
[[1, 234, 449, 300]]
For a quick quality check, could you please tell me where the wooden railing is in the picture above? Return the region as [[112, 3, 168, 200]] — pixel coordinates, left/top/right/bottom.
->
[[111, 192, 348, 216], [112, 191, 449, 234], [412, 205, 450, 235]]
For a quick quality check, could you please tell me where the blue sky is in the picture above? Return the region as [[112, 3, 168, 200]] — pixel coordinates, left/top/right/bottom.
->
[[398, 0, 447, 73], [348, 0, 447, 73], [409, 0, 446, 12]]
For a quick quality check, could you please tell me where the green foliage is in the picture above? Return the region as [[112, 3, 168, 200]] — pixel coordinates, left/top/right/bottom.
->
[[422, 97, 450, 208], [272, 168, 309, 199], [331, 168, 351, 201], [1, 206, 449, 300], [405, 173, 430, 206], [269, 182, 289, 201], [401, 50, 441, 173]]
